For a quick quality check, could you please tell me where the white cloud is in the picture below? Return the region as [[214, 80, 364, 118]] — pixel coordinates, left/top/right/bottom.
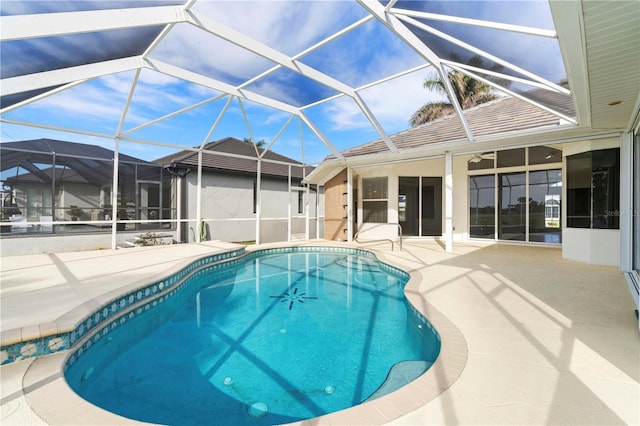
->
[[149, 23, 270, 81], [149, 0, 367, 89], [27, 84, 126, 123], [322, 97, 367, 130], [194, 1, 362, 56], [319, 68, 445, 133], [99, 72, 137, 95], [359, 70, 444, 130]]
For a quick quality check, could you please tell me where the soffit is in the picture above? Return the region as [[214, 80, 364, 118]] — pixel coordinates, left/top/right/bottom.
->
[[582, 1, 640, 130]]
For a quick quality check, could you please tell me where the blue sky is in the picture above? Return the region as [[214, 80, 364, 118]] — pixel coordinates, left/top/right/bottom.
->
[[0, 0, 562, 165]]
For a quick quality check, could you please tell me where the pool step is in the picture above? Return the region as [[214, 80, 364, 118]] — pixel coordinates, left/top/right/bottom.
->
[[366, 360, 433, 401]]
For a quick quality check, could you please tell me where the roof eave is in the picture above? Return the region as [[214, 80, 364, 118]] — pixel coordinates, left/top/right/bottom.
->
[[304, 123, 621, 185]]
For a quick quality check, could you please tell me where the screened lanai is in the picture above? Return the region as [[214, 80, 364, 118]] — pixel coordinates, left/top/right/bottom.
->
[[1, 0, 639, 258], [1, 2, 639, 423]]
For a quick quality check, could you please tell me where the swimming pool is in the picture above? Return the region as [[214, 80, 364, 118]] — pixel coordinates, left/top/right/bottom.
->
[[64, 247, 440, 425]]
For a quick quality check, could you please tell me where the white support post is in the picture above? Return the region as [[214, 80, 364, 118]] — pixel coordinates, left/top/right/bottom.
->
[[176, 175, 182, 243], [316, 185, 321, 240], [111, 70, 139, 249], [288, 165, 292, 242], [445, 151, 453, 252], [111, 138, 120, 249], [347, 167, 353, 242], [305, 185, 310, 240], [256, 159, 262, 245], [196, 150, 203, 243]]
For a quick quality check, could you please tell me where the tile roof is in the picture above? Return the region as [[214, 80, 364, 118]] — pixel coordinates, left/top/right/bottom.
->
[[154, 137, 314, 180], [5, 167, 89, 184], [0, 139, 149, 163], [1, 139, 151, 186], [334, 97, 562, 159]]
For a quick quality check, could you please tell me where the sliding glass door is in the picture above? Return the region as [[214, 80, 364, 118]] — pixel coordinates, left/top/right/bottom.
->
[[399, 177, 418, 235], [469, 175, 495, 239], [422, 177, 442, 236], [529, 169, 562, 243], [469, 166, 562, 243], [498, 172, 526, 241], [399, 176, 442, 237]]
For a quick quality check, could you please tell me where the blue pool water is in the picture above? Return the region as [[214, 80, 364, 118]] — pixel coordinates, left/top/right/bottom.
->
[[64, 249, 440, 425]]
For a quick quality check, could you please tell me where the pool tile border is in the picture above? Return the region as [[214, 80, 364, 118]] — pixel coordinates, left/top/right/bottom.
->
[[2, 245, 406, 367], [1, 247, 246, 365]]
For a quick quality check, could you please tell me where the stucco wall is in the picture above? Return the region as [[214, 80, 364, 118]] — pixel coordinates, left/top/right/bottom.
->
[[563, 228, 620, 266], [184, 172, 318, 243], [323, 169, 348, 241]]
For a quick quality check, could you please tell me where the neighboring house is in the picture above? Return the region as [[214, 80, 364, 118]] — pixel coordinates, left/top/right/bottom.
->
[[154, 137, 319, 244], [0, 137, 319, 247], [0, 139, 169, 234], [305, 96, 621, 268]]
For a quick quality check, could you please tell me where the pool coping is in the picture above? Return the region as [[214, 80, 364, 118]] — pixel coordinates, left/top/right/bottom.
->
[[20, 244, 468, 425], [1, 247, 247, 364]]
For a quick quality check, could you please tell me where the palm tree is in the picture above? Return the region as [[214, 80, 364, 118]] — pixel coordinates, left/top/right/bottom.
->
[[243, 137, 266, 148], [410, 70, 497, 127]]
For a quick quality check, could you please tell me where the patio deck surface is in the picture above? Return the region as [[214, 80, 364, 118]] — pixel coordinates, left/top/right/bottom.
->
[[1, 240, 638, 425]]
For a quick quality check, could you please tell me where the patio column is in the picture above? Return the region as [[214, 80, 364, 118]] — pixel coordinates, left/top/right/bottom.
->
[[445, 151, 453, 252]]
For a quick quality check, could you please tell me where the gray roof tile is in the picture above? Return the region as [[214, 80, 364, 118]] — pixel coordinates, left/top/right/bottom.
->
[[335, 97, 560, 159], [154, 137, 314, 179]]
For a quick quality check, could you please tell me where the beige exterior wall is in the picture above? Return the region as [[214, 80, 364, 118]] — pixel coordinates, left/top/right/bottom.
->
[[185, 172, 318, 244], [323, 169, 348, 241], [332, 137, 622, 266], [351, 158, 448, 237]]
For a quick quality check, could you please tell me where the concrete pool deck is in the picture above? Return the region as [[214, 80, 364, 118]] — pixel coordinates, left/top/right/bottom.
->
[[1, 240, 638, 425]]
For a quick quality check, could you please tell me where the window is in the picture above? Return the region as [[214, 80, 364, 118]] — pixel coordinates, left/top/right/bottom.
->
[[468, 152, 495, 170], [298, 190, 303, 214], [362, 177, 387, 223], [497, 148, 525, 168], [469, 146, 561, 171], [26, 188, 52, 220], [566, 148, 620, 229], [592, 149, 620, 229], [468, 146, 563, 243], [529, 146, 562, 165]]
